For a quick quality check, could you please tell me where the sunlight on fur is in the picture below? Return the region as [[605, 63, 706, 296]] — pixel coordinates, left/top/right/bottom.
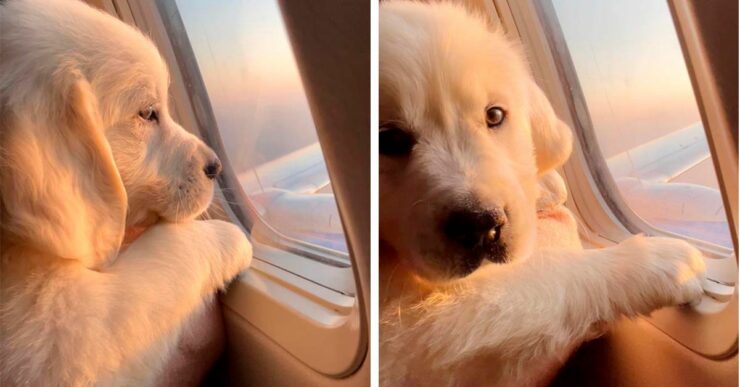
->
[[379, 2, 706, 386], [0, 0, 252, 385]]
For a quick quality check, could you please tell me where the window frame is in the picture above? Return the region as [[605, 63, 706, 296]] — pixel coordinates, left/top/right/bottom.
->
[[153, 0, 355, 293], [106, 0, 366, 376], [489, 0, 737, 358], [537, 0, 733, 257], [160, 0, 353, 268]]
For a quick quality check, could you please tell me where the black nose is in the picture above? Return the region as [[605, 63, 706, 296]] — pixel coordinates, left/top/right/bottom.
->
[[442, 208, 507, 251], [203, 157, 222, 179]]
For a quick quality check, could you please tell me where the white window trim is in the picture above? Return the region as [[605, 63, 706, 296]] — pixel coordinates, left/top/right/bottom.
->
[[489, 0, 737, 358], [106, 0, 365, 376]]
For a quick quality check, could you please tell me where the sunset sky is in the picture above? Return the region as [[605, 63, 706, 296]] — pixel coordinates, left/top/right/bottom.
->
[[175, 0, 319, 175], [552, 0, 729, 245], [551, 0, 702, 158]]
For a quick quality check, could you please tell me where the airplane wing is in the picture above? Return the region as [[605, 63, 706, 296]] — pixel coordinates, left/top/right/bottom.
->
[[234, 143, 348, 253], [606, 123, 731, 249], [606, 122, 709, 183], [237, 143, 330, 195]]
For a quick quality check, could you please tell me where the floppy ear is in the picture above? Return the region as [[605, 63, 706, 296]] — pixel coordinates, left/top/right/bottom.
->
[[0, 71, 127, 269], [528, 80, 573, 174]]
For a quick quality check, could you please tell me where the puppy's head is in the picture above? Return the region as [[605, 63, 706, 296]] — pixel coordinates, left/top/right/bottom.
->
[[379, 2, 572, 281], [0, 0, 220, 268]]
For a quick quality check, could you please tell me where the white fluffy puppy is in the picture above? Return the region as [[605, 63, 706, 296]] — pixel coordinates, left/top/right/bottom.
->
[[0, 0, 251, 385], [379, 2, 705, 386]]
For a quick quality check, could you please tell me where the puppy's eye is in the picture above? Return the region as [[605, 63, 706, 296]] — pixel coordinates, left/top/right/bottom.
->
[[138, 106, 159, 123], [485, 106, 506, 128], [380, 124, 416, 156]]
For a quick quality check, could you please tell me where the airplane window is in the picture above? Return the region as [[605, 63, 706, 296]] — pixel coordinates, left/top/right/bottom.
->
[[548, 0, 733, 249], [174, 1, 350, 264]]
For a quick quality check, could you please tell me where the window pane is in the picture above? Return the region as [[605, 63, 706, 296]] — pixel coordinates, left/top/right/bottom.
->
[[174, 0, 349, 257], [550, 0, 732, 248]]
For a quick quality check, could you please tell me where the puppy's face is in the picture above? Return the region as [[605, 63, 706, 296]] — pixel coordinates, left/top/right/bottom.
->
[[88, 22, 220, 227], [0, 0, 223, 267], [379, 2, 572, 281]]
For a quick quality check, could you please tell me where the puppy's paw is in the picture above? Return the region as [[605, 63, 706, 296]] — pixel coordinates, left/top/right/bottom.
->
[[204, 220, 253, 284], [620, 235, 705, 312]]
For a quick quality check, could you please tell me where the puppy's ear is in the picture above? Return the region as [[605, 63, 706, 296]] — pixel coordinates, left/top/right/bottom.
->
[[0, 71, 127, 269], [528, 80, 573, 174]]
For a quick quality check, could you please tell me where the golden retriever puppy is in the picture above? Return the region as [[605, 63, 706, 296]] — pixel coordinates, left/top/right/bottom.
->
[[379, 2, 705, 385], [0, 0, 251, 385]]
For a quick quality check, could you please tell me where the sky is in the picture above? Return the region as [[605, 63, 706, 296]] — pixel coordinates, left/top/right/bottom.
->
[[550, 0, 719, 189], [175, 0, 319, 175], [551, 0, 700, 155], [551, 0, 730, 246]]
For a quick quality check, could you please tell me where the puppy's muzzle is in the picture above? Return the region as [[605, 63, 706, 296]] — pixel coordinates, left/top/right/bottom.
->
[[443, 207, 508, 267]]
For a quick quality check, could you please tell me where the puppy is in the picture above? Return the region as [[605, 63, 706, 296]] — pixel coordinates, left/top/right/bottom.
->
[[379, 2, 705, 386], [0, 0, 251, 385]]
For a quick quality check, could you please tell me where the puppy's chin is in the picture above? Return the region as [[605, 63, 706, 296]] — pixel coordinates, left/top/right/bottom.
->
[[403, 233, 528, 283], [161, 187, 215, 223], [400, 250, 478, 284], [408, 255, 509, 284]]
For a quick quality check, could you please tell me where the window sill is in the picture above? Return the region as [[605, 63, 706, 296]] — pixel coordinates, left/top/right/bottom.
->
[[574, 204, 737, 358], [221, 248, 363, 376]]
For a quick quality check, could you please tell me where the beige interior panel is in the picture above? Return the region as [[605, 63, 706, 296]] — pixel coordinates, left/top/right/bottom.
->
[[553, 318, 737, 386], [224, 309, 368, 387]]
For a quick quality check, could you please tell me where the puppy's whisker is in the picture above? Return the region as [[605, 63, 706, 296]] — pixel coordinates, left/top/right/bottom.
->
[[174, 191, 182, 223], [198, 207, 211, 221]]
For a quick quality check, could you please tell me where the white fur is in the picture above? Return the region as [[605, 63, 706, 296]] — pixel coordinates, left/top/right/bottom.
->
[[379, 2, 705, 386], [0, 0, 251, 385]]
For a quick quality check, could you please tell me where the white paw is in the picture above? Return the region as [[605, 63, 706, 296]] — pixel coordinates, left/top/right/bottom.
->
[[205, 220, 253, 283], [621, 235, 705, 311]]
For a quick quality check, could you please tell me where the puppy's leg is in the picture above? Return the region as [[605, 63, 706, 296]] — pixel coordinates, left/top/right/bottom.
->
[[382, 235, 704, 386], [46, 220, 250, 384]]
